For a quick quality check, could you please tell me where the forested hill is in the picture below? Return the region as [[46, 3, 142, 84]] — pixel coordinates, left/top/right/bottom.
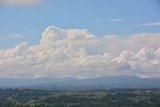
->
[[0, 89, 160, 107], [0, 76, 160, 89]]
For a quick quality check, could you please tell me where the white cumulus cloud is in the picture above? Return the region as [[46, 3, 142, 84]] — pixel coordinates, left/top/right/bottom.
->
[[0, 26, 160, 79]]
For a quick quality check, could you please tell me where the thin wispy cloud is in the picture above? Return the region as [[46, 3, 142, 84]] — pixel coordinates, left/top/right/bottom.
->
[[0, 34, 26, 41], [141, 21, 160, 26], [108, 18, 125, 22], [94, 19, 104, 23], [94, 18, 125, 23], [29, 30, 40, 35], [0, 0, 43, 6]]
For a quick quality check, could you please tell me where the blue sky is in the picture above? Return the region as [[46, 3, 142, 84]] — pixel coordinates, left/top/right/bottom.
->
[[0, 0, 160, 49]]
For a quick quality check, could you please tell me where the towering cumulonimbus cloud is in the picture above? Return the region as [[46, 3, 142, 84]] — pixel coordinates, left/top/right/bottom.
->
[[0, 26, 160, 79]]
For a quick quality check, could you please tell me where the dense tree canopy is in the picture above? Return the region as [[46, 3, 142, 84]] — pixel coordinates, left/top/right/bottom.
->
[[0, 89, 160, 107]]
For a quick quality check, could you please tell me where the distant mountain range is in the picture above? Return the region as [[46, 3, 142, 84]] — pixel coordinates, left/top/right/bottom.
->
[[0, 76, 160, 89]]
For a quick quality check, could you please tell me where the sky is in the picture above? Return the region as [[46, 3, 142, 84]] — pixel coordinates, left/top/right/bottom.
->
[[0, 0, 160, 79], [0, 0, 160, 48]]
